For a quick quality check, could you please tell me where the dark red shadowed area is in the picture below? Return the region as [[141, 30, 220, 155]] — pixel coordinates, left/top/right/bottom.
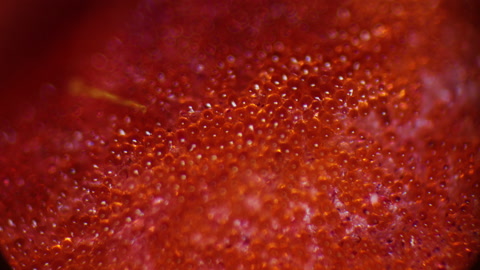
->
[[0, 0, 479, 269], [0, 0, 140, 121]]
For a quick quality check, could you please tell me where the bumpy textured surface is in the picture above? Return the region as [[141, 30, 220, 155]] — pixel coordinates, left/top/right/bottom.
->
[[0, 0, 479, 269]]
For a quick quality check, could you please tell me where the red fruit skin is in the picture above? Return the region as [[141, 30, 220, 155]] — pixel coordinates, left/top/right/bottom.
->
[[0, 0, 480, 269]]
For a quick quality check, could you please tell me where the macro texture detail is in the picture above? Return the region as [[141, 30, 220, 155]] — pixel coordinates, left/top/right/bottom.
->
[[0, 0, 479, 269]]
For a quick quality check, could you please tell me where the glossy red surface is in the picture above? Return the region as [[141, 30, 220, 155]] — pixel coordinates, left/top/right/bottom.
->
[[0, 0, 479, 269]]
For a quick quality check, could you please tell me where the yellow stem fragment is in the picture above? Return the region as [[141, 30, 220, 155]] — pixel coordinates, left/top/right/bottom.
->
[[68, 78, 147, 113]]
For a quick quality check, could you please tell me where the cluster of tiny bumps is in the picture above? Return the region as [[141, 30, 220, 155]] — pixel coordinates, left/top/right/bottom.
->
[[0, 0, 479, 269]]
